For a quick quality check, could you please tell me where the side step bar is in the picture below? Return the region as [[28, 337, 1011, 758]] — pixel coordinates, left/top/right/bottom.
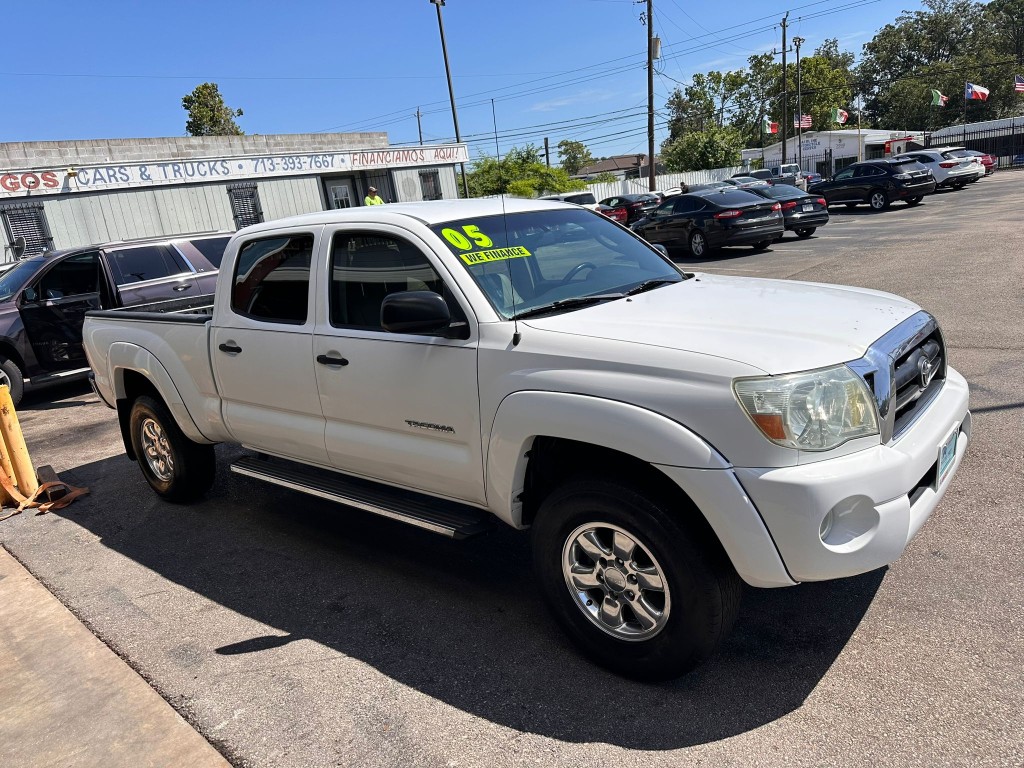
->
[[230, 455, 493, 539]]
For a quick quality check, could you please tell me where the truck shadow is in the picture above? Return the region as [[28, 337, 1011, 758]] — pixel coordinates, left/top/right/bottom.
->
[[53, 448, 884, 750]]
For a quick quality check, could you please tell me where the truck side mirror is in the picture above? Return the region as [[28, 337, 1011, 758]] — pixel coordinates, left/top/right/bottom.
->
[[22, 286, 39, 303], [381, 291, 451, 334]]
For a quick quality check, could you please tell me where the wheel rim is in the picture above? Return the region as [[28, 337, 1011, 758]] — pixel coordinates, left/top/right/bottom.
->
[[691, 233, 705, 256], [140, 417, 174, 482], [0, 368, 10, 390], [871, 192, 885, 209], [561, 522, 671, 642]]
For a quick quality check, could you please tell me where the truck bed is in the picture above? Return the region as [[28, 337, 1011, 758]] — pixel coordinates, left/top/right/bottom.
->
[[86, 292, 215, 323]]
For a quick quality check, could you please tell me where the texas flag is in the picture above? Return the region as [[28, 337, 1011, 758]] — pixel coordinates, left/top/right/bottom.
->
[[965, 82, 989, 101]]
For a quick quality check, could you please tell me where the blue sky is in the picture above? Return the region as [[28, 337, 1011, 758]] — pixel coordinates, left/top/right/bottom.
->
[[2, 0, 921, 161]]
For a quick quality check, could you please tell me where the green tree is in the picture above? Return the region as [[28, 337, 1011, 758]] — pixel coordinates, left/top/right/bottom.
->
[[661, 126, 743, 171], [182, 83, 244, 137], [466, 144, 585, 197], [664, 69, 747, 143], [557, 140, 595, 175]]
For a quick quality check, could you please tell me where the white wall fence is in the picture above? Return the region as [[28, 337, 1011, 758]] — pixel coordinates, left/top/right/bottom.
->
[[585, 166, 743, 199]]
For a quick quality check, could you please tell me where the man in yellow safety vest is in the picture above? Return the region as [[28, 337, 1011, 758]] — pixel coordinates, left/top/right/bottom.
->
[[364, 186, 384, 205]]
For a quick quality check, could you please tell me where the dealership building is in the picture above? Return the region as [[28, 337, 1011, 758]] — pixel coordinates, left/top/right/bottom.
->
[[0, 132, 468, 258]]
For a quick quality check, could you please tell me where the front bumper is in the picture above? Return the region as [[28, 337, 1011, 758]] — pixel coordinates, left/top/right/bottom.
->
[[733, 366, 970, 583]]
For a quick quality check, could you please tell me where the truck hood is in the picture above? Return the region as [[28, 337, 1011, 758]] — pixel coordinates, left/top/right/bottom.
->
[[522, 273, 919, 375]]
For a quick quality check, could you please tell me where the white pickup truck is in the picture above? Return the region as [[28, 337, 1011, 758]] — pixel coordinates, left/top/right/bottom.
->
[[83, 198, 970, 680]]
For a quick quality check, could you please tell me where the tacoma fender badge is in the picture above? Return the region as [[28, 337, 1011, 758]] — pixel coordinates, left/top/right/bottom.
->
[[405, 420, 456, 434]]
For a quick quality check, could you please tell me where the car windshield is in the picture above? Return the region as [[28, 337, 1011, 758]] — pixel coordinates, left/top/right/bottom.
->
[[697, 189, 766, 207], [430, 209, 683, 319], [0, 259, 43, 302], [891, 158, 929, 172], [564, 193, 597, 206]]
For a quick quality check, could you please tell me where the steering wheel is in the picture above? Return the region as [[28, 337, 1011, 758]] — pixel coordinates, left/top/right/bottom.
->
[[562, 262, 597, 283]]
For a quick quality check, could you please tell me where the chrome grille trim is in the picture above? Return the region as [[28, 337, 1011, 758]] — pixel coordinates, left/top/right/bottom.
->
[[847, 311, 947, 444]]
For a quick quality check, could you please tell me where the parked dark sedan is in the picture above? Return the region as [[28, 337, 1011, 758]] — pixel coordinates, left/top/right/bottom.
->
[[808, 158, 935, 210], [599, 193, 661, 224], [632, 188, 784, 257], [749, 185, 829, 238]]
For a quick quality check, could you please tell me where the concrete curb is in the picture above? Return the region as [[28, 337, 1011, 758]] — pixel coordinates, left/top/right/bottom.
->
[[0, 546, 231, 768]]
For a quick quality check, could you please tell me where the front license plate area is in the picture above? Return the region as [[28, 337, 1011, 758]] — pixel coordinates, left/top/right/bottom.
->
[[937, 426, 958, 487]]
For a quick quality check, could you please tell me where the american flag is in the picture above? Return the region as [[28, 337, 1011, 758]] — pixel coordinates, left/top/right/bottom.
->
[[1015, 75, 1024, 93], [794, 114, 812, 128]]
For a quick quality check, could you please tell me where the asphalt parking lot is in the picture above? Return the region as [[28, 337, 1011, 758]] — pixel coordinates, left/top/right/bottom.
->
[[2, 173, 1023, 767]]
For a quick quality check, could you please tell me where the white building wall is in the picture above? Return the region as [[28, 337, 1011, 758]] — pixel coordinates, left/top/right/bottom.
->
[[391, 166, 460, 202], [256, 176, 325, 221]]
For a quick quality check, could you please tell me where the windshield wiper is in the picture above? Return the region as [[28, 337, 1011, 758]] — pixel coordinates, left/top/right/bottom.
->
[[625, 278, 680, 296], [512, 293, 626, 320]]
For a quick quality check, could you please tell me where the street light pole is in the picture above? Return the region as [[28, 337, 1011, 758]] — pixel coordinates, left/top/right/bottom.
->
[[646, 0, 656, 191], [430, 0, 469, 197]]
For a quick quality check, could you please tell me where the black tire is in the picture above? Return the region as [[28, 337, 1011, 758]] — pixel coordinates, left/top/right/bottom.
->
[[752, 241, 772, 251], [688, 230, 709, 258], [905, 196, 923, 206], [531, 477, 741, 681], [868, 189, 889, 211], [0, 356, 24, 406], [953, 179, 966, 189], [795, 227, 816, 238], [129, 395, 215, 503]]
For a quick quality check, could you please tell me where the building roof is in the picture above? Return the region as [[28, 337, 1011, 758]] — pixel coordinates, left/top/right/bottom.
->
[[578, 154, 649, 175]]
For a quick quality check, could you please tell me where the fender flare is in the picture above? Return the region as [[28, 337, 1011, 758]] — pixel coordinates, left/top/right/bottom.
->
[[107, 342, 210, 445], [485, 390, 728, 528]]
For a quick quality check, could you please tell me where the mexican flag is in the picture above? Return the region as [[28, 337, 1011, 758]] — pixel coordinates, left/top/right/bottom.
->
[[831, 107, 849, 124], [965, 83, 989, 101], [930, 89, 949, 106], [762, 116, 779, 134]]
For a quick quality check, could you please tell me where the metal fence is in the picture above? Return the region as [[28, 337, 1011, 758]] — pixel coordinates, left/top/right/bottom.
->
[[924, 124, 1024, 169]]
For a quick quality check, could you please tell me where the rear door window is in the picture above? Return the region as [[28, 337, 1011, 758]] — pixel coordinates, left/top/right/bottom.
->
[[231, 234, 313, 324], [107, 245, 188, 285]]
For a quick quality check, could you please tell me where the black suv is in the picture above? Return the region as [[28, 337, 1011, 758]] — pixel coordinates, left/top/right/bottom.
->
[[808, 158, 935, 210], [0, 233, 230, 404]]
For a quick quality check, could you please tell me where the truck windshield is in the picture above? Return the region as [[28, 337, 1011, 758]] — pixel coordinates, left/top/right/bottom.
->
[[0, 260, 43, 303], [431, 208, 683, 319]]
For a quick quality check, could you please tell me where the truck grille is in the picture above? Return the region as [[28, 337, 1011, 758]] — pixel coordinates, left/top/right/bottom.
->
[[848, 311, 946, 443]]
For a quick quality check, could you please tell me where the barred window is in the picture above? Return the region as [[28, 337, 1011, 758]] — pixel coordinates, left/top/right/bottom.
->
[[419, 170, 442, 201], [1, 202, 54, 257], [227, 183, 264, 229]]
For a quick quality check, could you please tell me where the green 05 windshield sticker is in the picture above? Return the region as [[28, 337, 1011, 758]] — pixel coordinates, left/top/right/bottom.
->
[[458, 246, 532, 265]]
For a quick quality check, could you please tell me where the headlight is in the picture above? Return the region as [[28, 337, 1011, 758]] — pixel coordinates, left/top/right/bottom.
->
[[733, 365, 879, 451]]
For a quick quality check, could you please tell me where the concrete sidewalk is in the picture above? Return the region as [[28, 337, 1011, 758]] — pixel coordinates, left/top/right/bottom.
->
[[0, 546, 230, 768]]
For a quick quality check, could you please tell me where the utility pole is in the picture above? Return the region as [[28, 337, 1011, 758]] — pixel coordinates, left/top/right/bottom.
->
[[646, 0, 656, 191], [772, 14, 791, 164], [430, 0, 469, 197], [544, 136, 551, 167], [416, 108, 423, 146], [793, 36, 804, 171]]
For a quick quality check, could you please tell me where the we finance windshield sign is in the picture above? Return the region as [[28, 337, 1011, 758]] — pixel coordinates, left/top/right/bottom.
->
[[0, 144, 469, 198]]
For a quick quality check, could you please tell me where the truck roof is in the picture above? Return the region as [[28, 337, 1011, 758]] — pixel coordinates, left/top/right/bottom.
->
[[236, 197, 570, 236]]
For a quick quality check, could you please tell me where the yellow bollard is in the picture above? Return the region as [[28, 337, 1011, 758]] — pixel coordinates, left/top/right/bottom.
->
[[0, 385, 38, 497]]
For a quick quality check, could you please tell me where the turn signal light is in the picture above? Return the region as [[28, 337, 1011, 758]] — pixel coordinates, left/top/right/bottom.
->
[[780, 201, 798, 210], [771, 202, 782, 211]]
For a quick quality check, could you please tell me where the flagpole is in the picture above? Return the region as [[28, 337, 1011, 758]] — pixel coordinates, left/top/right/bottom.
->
[[963, 81, 968, 143], [857, 94, 863, 162]]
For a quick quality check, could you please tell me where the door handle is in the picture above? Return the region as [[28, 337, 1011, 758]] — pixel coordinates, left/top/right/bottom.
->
[[218, 343, 242, 354], [173, 284, 190, 292], [316, 354, 348, 366]]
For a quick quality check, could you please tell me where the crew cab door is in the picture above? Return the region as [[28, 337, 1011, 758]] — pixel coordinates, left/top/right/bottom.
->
[[103, 243, 199, 307], [211, 229, 329, 464], [18, 251, 102, 372], [311, 225, 484, 504]]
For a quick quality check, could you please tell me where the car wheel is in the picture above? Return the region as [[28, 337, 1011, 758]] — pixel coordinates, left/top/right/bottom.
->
[[0, 356, 24, 406], [129, 395, 215, 503], [752, 241, 772, 251], [953, 179, 967, 189], [795, 227, 816, 238], [869, 190, 889, 211], [905, 196, 923, 206], [531, 477, 741, 681], [688, 230, 708, 258]]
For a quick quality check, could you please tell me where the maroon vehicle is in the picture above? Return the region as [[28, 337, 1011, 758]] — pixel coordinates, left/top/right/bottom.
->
[[0, 232, 229, 404]]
